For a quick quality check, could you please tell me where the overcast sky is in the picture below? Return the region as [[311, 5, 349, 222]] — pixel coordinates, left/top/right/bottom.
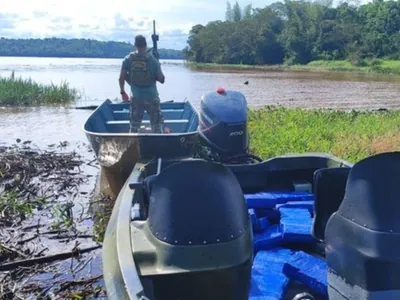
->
[[0, 0, 273, 49], [0, 0, 369, 50]]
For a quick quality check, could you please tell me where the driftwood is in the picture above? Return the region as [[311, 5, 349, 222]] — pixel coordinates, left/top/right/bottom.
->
[[0, 243, 28, 258], [0, 245, 101, 272], [17, 234, 39, 245], [0, 142, 105, 298], [74, 105, 98, 110], [58, 274, 103, 292]]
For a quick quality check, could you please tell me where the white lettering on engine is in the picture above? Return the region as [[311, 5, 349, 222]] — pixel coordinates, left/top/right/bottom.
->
[[229, 131, 244, 136]]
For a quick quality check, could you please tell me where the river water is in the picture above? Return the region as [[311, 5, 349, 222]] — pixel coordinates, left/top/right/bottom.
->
[[1, 56, 400, 147]]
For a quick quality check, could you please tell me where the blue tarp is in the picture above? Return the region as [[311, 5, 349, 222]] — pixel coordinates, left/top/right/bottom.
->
[[253, 225, 282, 252], [245, 191, 315, 209], [249, 193, 315, 251], [250, 248, 295, 300], [282, 251, 328, 297], [279, 206, 314, 244], [248, 191, 326, 299]]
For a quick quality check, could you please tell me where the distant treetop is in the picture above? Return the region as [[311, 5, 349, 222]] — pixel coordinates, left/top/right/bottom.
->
[[0, 37, 184, 59], [184, 0, 400, 65]]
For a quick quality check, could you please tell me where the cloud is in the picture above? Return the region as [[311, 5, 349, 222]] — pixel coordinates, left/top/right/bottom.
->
[[52, 17, 73, 24], [33, 11, 48, 18], [157, 29, 189, 49], [0, 13, 18, 29], [49, 23, 73, 32], [0, 0, 281, 49], [114, 13, 131, 30]]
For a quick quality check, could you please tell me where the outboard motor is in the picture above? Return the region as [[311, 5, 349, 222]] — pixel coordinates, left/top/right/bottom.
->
[[325, 152, 400, 300], [197, 89, 262, 164], [131, 160, 253, 300]]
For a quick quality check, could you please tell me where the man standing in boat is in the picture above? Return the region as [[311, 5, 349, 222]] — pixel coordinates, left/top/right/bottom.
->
[[119, 34, 165, 133]]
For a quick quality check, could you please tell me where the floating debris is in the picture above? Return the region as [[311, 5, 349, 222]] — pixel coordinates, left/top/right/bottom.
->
[[0, 141, 105, 299]]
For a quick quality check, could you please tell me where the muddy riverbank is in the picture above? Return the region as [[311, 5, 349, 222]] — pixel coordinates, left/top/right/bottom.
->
[[0, 140, 107, 299]]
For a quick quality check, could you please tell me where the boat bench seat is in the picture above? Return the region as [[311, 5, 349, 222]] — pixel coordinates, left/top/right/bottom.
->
[[106, 119, 189, 125]]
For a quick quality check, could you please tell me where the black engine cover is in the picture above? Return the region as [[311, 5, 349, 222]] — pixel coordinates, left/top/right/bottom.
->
[[148, 159, 250, 246], [198, 90, 249, 157], [325, 152, 400, 299], [140, 159, 253, 300]]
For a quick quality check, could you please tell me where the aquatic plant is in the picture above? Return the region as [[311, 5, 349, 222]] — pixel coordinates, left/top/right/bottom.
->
[[92, 195, 114, 243], [0, 71, 80, 105], [248, 106, 400, 163]]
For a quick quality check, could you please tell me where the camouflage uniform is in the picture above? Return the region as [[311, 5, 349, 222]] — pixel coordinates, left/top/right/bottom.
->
[[121, 52, 164, 133], [129, 97, 164, 133]]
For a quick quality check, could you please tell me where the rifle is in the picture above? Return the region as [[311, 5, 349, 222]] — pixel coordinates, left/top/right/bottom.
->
[[151, 20, 160, 60]]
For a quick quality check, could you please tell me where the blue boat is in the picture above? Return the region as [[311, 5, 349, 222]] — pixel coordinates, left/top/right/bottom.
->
[[84, 90, 400, 300], [83, 99, 199, 163], [82, 99, 200, 197]]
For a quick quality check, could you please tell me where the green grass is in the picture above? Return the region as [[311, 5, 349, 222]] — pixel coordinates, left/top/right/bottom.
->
[[185, 59, 400, 75], [294, 59, 400, 74], [185, 61, 284, 72], [248, 106, 400, 163], [0, 190, 46, 224], [0, 72, 80, 105]]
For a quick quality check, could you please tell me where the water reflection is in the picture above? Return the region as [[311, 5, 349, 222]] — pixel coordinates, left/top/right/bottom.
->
[[0, 107, 92, 147]]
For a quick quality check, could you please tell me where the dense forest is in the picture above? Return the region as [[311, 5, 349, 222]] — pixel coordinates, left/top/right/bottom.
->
[[0, 38, 184, 59], [183, 0, 400, 65]]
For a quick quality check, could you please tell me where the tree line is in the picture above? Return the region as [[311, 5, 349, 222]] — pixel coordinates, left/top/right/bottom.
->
[[184, 0, 400, 65], [0, 38, 184, 59]]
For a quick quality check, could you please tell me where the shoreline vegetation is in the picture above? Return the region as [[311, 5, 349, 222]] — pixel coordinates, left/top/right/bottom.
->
[[248, 106, 400, 163], [184, 1, 400, 77], [185, 59, 400, 76], [0, 72, 79, 105]]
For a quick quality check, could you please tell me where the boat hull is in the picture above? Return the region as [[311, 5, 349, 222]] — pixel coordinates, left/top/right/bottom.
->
[[102, 153, 353, 300], [102, 162, 146, 300]]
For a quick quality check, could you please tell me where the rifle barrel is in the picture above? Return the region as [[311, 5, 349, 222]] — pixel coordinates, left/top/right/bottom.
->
[[151, 20, 159, 60]]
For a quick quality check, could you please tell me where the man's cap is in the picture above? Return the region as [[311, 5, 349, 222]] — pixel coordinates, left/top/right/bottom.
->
[[134, 35, 147, 47]]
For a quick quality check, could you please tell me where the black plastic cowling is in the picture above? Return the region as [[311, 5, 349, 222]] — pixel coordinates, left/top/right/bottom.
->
[[145, 159, 253, 300], [198, 90, 249, 157], [325, 152, 400, 299], [147, 159, 250, 246]]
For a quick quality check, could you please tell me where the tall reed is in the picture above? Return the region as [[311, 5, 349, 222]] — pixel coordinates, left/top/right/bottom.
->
[[0, 71, 79, 105]]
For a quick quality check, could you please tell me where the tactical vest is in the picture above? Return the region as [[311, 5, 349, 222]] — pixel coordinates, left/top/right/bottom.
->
[[128, 52, 154, 86]]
